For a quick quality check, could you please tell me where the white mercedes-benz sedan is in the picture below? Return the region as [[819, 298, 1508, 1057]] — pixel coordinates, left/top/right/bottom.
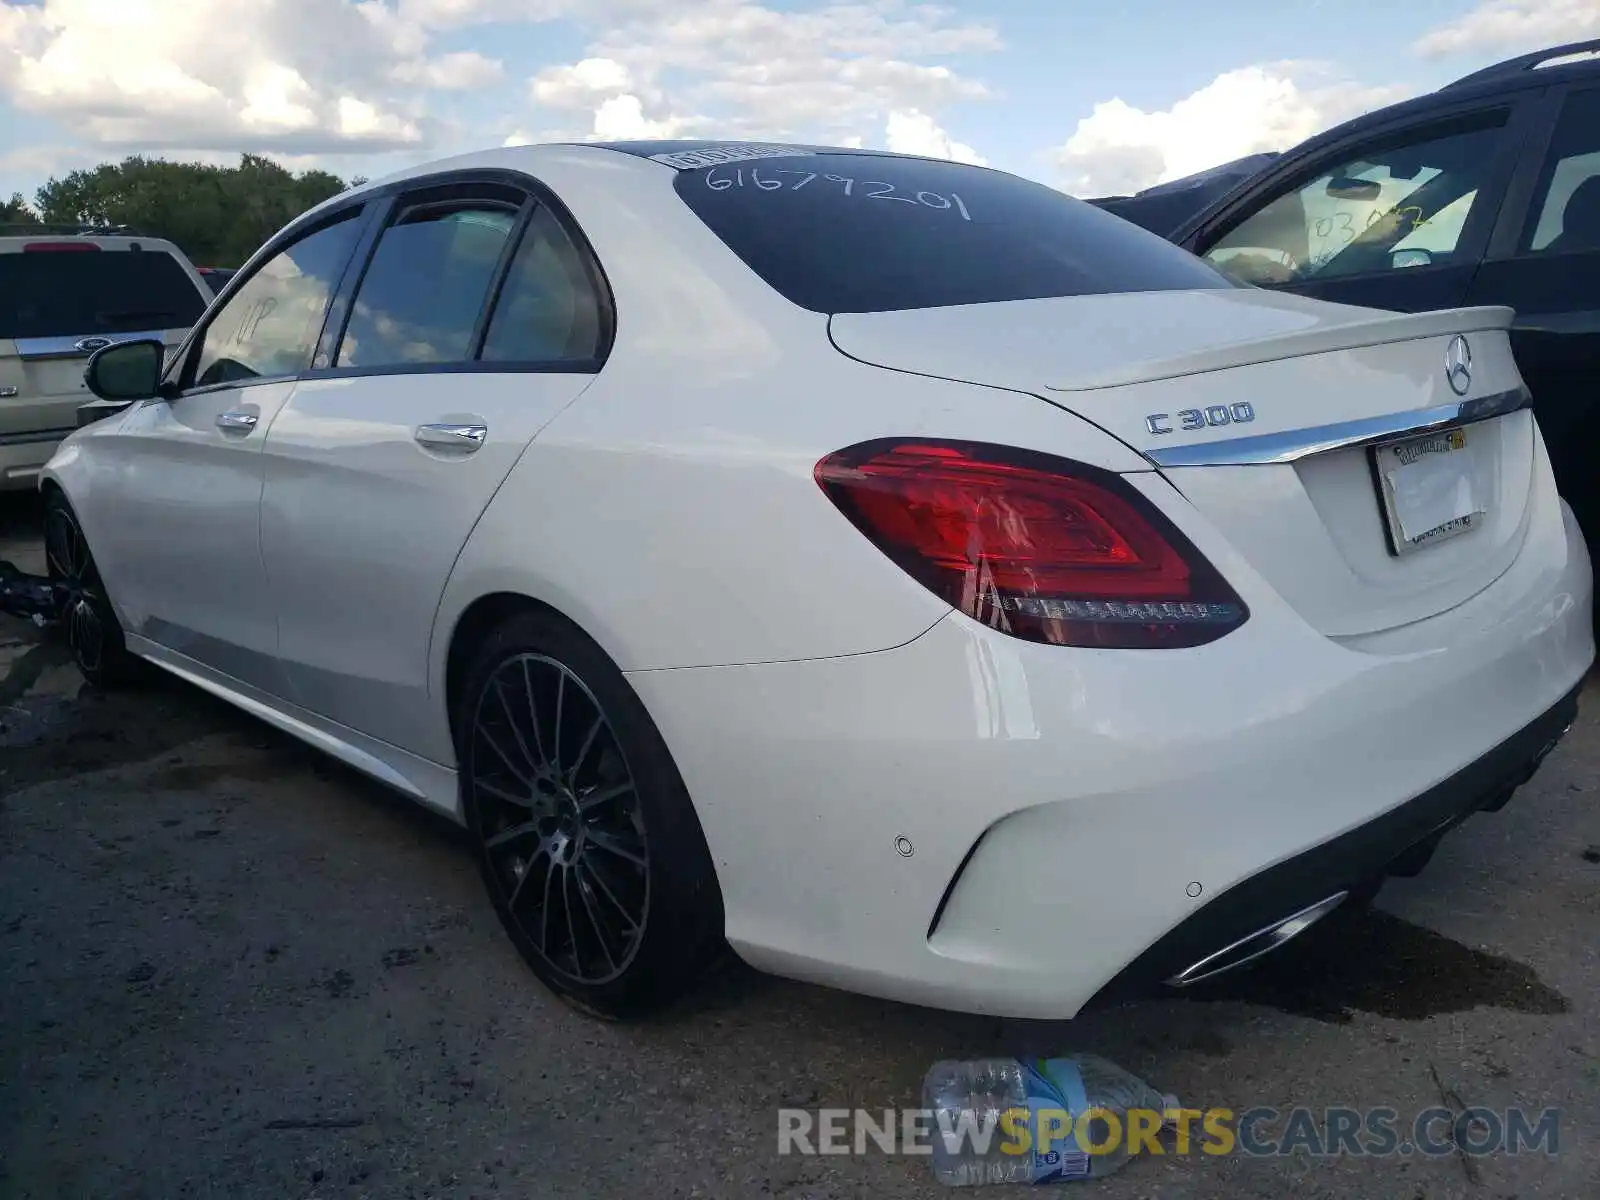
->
[[44, 140, 1593, 1020]]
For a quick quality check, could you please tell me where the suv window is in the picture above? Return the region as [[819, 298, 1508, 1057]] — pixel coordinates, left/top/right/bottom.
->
[[1, 249, 208, 341], [480, 206, 605, 362], [191, 211, 363, 388], [337, 202, 517, 369], [672, 152, 1232, 314], [1203, 113, 1509, 284], [1522, 88, 1600, 254]]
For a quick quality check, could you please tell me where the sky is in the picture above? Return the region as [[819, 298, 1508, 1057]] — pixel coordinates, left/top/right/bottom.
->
[[0, 0, 1596, 205]]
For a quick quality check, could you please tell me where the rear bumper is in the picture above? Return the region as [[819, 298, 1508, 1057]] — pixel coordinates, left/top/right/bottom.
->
[[628, 481, 1593, 1019], [1083, 679, 1581, 1008]]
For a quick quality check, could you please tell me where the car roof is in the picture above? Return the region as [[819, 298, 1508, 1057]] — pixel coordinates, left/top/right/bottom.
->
[[0, 233, 189, 255], [1168, 38, 1600, 243], [323, 138, 991, 209], [1277, 39, 1600, 160], [571, 138, 946, 168]]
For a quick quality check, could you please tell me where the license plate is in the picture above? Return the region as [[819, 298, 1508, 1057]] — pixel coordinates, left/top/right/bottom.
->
[[1371, 425, 1486, 556]]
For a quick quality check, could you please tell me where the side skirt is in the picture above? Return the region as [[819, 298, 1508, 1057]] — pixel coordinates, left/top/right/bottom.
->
[[127, 633, 463, 821]]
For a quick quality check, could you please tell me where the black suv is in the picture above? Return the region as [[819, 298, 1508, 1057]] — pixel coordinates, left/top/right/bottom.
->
[[1170, 39, 1600, 548]]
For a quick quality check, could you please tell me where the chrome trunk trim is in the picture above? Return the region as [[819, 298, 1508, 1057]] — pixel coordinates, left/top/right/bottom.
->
[[1144, 386, 1531, 468]]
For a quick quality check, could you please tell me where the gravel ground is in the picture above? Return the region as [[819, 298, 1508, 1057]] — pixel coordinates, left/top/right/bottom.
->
[[3, 495, 1598, 1199]]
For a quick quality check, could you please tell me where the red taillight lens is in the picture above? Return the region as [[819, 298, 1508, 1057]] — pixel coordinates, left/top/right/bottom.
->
[[23, 241, 100, 252], [815, 439, 1248, 649]]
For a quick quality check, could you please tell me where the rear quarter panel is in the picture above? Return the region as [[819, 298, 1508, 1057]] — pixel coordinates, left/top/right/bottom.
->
[[425, 148, 1149, 760]]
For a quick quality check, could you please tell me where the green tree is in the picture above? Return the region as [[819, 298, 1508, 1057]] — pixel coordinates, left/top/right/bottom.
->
[[0, 192, 40, 227], [33, 154, 347, 267]]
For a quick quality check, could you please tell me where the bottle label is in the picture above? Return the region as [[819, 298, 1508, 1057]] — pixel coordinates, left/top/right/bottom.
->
[[1020, 1059, 1093, 1182]]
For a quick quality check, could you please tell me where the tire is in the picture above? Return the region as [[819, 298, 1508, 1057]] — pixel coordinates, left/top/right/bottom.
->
[[43, 490, 140, 688], [454, 609, 726, 1019]]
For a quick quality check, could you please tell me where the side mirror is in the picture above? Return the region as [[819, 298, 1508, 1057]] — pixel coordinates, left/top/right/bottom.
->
[[84, 338, 167, 402], [1326, 176, 1382, 202], [1390, 248, 1433, 269]]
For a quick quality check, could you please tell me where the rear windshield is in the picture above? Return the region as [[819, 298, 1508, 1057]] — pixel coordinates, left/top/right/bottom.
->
[[0, 249, 209, 340], [672, 152, 1235, 313]]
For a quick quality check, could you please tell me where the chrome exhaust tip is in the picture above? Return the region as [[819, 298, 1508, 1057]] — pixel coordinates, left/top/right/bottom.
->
[[1165, 891, 1348, 988]]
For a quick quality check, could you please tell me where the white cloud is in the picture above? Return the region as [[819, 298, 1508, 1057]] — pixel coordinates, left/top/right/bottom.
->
[[239, 64, 319, 133], [337, 96, 420, 142], [1414, 0, 1600, 59], [523, 1, 999, 150], [531, 57, 637, 108], [884, 109, 984, 164], [0, 0, 999, 187], [1051, 63, 1412, 197], [592, 94, 683, 139], [392, 50, 504, 90], [0, 0, 512, 155], [389, 0, 589, 28]]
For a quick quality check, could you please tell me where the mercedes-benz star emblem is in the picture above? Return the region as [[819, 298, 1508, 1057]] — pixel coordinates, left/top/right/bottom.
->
[[74, 337, 113, 353], [1444, 334, 1472, 396]]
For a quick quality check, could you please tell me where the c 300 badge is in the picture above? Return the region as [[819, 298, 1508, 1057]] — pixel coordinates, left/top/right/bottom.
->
[[1145, 403, 1256, 436]]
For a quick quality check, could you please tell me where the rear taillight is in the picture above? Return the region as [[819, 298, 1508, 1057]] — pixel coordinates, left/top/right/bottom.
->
[[23, 241, 100, 252], [815, 439, 1248, 649]]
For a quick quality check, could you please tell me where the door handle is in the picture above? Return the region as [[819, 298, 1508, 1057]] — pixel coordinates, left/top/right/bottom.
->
[[415, 422, 488, 451], [216, 411, 258, 432]]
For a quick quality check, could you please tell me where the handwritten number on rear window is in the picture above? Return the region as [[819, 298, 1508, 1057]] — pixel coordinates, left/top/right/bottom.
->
[[703, 167, 971, 219], [864, 181, 914, 204]]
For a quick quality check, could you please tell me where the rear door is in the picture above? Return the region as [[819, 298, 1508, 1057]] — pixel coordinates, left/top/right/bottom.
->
[[259, 172, 611, 755], [0, 239, 209, 483], [1185, 98, 1536, 314], [1463, 84, 1600, 541]]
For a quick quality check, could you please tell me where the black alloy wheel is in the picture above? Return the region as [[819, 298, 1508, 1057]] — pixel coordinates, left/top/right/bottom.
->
[[473, 652, 650, 984], [43, 492, 136, 687], [457, 611, 724, 1018]]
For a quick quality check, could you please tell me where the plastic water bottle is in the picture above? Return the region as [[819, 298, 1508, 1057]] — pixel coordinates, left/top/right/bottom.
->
[[922, 1055, 1179, 1186]]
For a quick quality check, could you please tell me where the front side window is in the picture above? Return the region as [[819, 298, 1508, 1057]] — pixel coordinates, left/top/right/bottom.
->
[[479, 206, 606, 362], [672, 152, 1233, 314], [1203, 114, 1509, 285], [190, 211, 363, 388], [337, 202, 517, 368], [1520, 88, 1600, 255]]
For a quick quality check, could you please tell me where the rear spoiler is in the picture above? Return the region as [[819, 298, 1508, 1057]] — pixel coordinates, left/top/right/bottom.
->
[[1047, 305, 1517, 393]]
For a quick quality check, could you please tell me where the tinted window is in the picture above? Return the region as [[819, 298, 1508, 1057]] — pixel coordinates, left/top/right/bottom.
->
[[480, 207, 605, 362], [1203, 114, 1508, 284], [191, 212, 362, 387], [337, 203, 516, 368], [1521, 89, 1600, 254], [672, 153, 1232, 313], [0, 250, 208, 340]]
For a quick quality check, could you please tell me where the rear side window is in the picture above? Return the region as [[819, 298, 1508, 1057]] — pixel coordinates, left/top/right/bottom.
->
[[480, 206, 606, 363], [0, 249, 208, 340], [337, 203, 518, 369], [1521, 88, 1600, 254], [672, 153, 1233, 313]]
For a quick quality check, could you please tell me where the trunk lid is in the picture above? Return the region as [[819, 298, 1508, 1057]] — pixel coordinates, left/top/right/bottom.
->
[[829, 289, 1537, 638]]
